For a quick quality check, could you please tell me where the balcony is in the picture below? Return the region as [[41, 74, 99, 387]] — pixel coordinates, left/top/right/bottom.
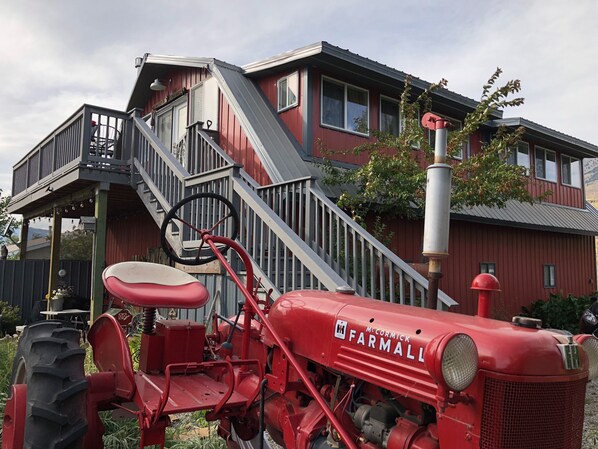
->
[[9, 105, 136, 218]]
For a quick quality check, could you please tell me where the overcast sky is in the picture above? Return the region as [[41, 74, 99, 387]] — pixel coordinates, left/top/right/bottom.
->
[[1, 0, 597, 196]]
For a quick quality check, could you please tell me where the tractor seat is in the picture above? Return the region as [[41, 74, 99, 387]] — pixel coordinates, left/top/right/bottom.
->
[[102, 262, 209, 309]]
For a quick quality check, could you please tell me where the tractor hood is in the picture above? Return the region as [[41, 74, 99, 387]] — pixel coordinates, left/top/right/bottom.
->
[[266, 291, 588, 404]]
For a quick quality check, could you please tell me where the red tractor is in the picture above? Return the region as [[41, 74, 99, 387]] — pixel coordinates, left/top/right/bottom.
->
[[3, 193, 597, 449]]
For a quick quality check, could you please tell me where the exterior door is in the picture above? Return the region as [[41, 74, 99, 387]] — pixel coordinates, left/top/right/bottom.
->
[[155, 98, 188, 167]]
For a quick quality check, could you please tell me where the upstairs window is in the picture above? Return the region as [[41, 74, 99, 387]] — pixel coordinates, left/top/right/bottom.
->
[[561, 154, 582, 188], [507, 141, 530, 171], [380, 96, 400, 136], [428, 115, 465, 160], [277, 72, 299, 112], [535, 146, 557, 182], [321, 77, 369, 135]]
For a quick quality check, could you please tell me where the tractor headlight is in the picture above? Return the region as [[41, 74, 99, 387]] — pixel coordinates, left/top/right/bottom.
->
[[581, 337, 598, 381], [425, 332, 479, 392], [441, 334, 479, 391]]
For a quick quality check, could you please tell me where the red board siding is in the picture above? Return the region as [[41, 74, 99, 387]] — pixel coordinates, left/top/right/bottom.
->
[[105, 210, 161, 266], [256, 70, 304, 146], [218, 93, 271, 185], [382, 216, 595, 318], [142, 67, 209, 117]]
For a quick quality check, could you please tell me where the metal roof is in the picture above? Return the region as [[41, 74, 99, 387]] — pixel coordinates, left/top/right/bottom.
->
[[211, 61, 311, 182], [308, 160, 598, 236], [243, 41, 501, 119], [452, 200, 598, 236], [488, 118, 598, 159]]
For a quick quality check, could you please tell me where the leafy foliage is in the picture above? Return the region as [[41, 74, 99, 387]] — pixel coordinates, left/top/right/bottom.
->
[[0, 301, 22, 336], [321, 70, 550, 220], [60, 229, 93, 260], [521, 293, 594, 334], [0, 190, 20, 246]]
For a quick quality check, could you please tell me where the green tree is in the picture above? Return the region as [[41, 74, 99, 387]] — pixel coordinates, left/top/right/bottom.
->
[[0, 190, 20, 245], [321, 69, 550, 222], [60, 230, 93, 260]]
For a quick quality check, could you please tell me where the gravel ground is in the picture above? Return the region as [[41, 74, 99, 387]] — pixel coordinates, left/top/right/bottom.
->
[[584, 380, 598, 449]]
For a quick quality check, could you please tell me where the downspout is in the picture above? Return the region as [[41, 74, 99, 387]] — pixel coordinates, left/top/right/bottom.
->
[[421, 113, 451, 309]]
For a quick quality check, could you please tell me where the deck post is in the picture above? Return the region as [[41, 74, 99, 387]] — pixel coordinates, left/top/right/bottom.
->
[[90, 182, 109, 322], [47, 211, 62, 310], [19, 219, 29, 260]]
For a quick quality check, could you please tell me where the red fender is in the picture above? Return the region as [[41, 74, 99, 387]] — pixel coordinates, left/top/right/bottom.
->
[[2, 384, 26, 449]]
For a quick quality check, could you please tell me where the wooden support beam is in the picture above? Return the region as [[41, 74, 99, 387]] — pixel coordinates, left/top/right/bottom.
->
[[47, 211, 62, 310], [19, 219, 29, 260], [90, 183, 109, 323]]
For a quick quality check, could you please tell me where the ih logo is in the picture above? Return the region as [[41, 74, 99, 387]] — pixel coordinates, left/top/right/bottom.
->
[[334, 320, 348, 339]]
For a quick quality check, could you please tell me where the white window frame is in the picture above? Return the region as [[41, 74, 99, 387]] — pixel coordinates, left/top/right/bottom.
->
[[427, 114, 465, 160], [379, 95, 400, 136], [277, 72, 299, 112], [561, 154, 582, 188], [535, 146, 557, 183], [507, 141, 530, 172], [321, 76, 369, 136]]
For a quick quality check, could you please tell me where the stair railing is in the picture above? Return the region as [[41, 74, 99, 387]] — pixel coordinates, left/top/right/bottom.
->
[[131, 118, 347, 296]]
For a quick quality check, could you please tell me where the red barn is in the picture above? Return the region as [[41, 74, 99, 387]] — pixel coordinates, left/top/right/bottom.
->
[[8, 42, 598, 321]]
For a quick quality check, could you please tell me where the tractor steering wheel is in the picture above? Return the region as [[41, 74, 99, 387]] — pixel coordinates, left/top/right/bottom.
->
[[160, 192, 239, 265]]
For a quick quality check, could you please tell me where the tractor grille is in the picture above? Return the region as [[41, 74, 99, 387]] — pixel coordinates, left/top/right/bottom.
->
[[480, 376, 586, 449]]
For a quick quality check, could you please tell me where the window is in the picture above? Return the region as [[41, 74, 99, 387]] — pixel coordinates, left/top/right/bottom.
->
[[480, 262, 496, 276], [507, 141, 530, 171], [562, 154, 582, 188], [380, 96, 400, 136], [277, 72, 299, 112], [428, 115, 466, 159], [544, 264, 556, 288], [321, 77, 369, 135], [535, 147, 557, 182]]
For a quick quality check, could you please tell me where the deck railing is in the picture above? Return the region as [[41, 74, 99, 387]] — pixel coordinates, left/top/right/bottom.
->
[[11, 106, 456, 309], [187, 130, 457, 308], [11, 105, 130, 197]]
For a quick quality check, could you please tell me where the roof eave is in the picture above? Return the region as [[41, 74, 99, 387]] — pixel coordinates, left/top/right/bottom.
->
[[126, 55, 213, 111], [489, 118, 598, 158], [243, 41, 502, 119]]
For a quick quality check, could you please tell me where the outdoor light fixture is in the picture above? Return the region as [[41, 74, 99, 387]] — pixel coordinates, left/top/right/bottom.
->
[[150, 79, 166, 91]]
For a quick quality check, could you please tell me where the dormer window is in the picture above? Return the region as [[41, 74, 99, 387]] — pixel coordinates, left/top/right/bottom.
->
[[277, 72, 299, 112], [561, 155, 582, 188], [535, 147, 557, 182], [380, 96, 400, 136], [321, 77, 369, 135], [507, 141, 530, 171]]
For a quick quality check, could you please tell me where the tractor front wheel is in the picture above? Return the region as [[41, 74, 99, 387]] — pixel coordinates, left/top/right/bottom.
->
[[5, 321, 88, 449]]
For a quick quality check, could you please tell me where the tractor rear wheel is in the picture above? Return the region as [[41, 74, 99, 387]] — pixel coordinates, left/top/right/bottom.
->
[[8, 321, 88, 449]]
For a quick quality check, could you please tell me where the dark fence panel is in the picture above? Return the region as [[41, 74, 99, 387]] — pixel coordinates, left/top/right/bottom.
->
[[0, 260, 92, 323]]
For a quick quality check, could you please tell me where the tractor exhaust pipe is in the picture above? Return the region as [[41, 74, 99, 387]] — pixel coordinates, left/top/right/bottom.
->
[[421, 113, 452, 309]]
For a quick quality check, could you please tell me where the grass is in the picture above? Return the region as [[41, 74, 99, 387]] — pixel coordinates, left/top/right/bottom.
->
[[0, 333, 226, 449]]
